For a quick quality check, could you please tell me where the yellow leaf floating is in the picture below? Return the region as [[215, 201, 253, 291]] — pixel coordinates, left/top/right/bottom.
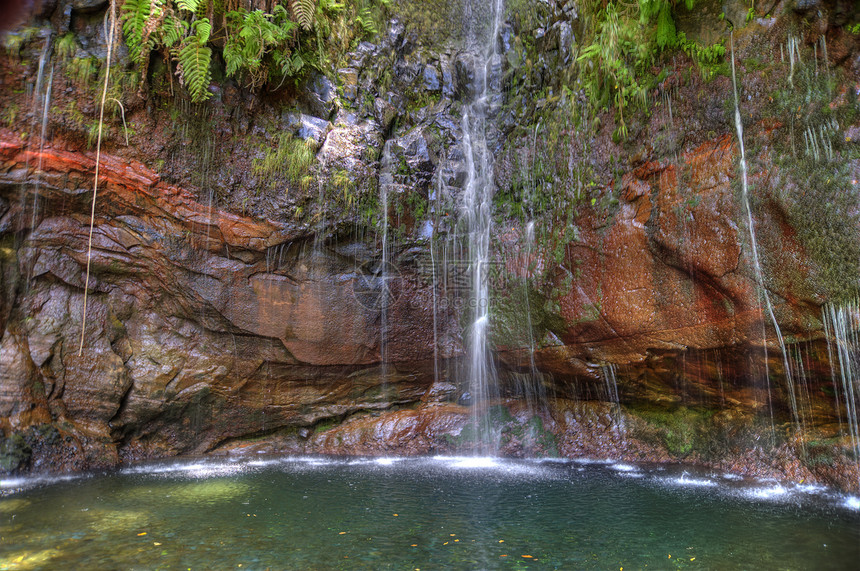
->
[[691, 557, 696, 561], [137, 532, 147, 536], [522, 555, 534, 558], [338, 532, 347, 535], [154, 542, 162, 546], [499, 540, 504, 543], [393, 514, 398, 517]]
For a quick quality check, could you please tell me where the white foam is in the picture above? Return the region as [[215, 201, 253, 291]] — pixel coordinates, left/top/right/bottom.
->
[[451, 457, 500, 469], [611, 463, 639, 472], [748, 485, 789, 500], [672, 475, 717, 487], [0, 477, 31, 489], [0, 473, 80, 490], [793, 483, 826, 494], [844, 496, 860, 510], [572, 458, 614, 465]]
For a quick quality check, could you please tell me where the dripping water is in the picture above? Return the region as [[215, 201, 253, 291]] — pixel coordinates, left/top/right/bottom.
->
[[823, 300, 860, 491], [602, 363, 625, 442], [731, 34, 801, 437]]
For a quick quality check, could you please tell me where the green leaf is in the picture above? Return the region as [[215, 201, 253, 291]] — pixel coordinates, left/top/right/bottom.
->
[[290, 0, 316, 31], [175, 0, 199, 13], [193, 18, 211, 44], [175, 32, 212, 102]]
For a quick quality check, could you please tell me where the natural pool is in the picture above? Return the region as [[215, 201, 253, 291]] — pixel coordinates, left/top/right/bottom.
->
[[1, 456, 858, 570]]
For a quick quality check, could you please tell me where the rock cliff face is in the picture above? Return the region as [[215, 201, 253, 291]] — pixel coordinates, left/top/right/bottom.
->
[[1, 0, 859, 491]]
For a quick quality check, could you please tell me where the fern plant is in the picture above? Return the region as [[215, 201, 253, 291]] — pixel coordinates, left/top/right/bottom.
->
[[291, 0, 317, 30], [120, 0, 389, 100], [224, 7, 299, 88], [121, 0, 158, 63], [174, 18, 212, 102]]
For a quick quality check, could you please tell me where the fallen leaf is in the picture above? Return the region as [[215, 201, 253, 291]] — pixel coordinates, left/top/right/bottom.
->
[[154, 542, 162, 546], [338, 532, 347, 535], [393, 514, 398, 517], [522, 555, 534, 558], [137, 532, 147, 536]]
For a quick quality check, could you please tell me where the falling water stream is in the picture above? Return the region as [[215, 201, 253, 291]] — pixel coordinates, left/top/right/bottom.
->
[[730, 35, 801, 433], [823, 300, 860, 491], [458, 0, 505, 453]]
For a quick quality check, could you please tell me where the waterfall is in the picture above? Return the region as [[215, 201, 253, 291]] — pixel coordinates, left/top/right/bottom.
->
[[458, 0, 505, 453]]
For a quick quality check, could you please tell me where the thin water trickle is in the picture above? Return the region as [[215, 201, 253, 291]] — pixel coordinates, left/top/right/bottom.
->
[[377, 140, 396, 386], [731, 34, 801, 436], [602, 363, 625, 441], [823, 300, 860, 491], [30, 65, 53, 233]]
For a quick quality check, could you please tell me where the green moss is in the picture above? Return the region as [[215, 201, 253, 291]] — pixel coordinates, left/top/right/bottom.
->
[[0, 433, 31, 472], [633, 406, 715, 458], [490, 283, 565, 349], [394, 0, 465, 47]]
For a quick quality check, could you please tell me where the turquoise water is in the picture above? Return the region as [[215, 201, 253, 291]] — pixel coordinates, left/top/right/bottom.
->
[[1, 456, 858, 570]]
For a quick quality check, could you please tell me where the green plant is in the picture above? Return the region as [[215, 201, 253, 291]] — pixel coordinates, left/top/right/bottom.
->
[[66, 55, 99, 86], [253, 133, 315, 191], [330, 168, 354, 205], [56, 33, 78, 59], [223, 6, 301, 89], [680, 33, 727, 80], [175, 18, 213, 102], [3, 103, 19, 127], [2, 26, 37, 57], [639, 0, 694, 49], [120, 0, 388, 101]]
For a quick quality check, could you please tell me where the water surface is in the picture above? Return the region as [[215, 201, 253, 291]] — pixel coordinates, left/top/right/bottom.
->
[[1, 456, 858, 569]]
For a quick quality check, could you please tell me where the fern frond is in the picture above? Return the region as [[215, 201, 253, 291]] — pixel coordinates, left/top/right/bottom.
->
[[356, 7, 377, 35], [192, 17, 211, 43], [290, 0, 316, 31], [175, 0, 199, 12], [175, 22, 212, 102], [121, 0, 153, 62], [161, 11, 187, 48]]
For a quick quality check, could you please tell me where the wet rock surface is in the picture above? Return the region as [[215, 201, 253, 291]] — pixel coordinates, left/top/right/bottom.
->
[[0, 0, 858, 493]]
